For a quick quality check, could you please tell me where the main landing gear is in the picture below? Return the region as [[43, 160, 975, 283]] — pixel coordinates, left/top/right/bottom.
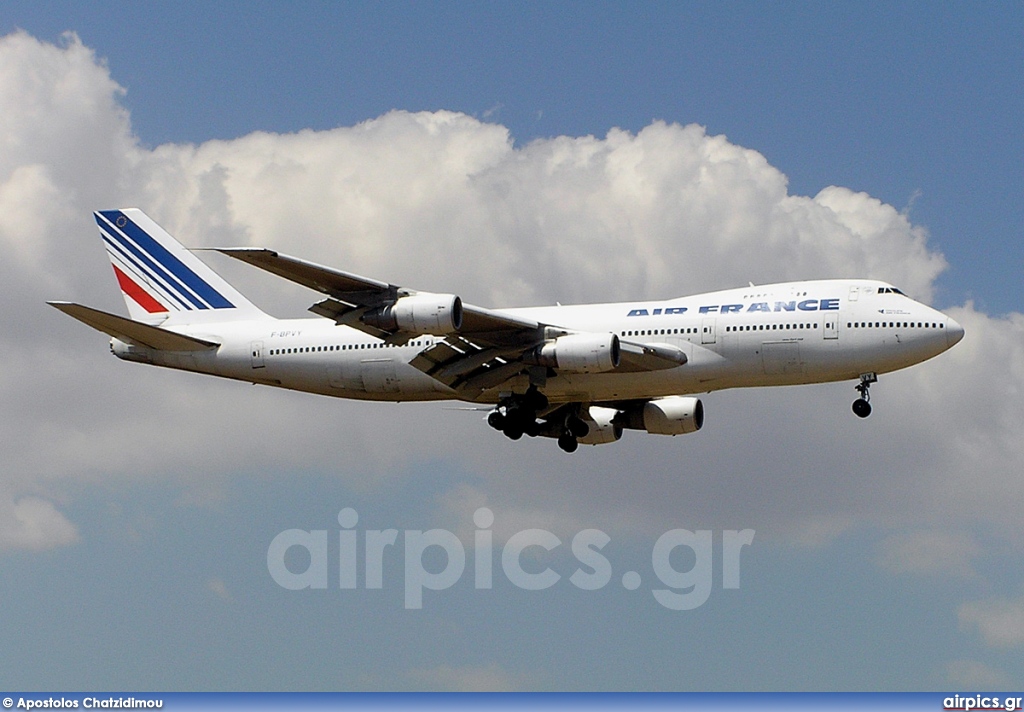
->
[[487, 388, 590, 453], [852, 372, 877, 418], [487, 387, 548, 441], [557, 414, 590, 453]]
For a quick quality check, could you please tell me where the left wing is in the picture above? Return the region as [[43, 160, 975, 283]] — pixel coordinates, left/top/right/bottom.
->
[[214, 249, 539, 345], [216, 248, 685, 395]]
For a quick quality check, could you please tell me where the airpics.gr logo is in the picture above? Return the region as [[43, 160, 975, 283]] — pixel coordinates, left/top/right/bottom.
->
[[267, 508, 755, 610]]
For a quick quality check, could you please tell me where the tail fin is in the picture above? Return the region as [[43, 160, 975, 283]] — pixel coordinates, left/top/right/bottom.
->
[[94, 209, 268, 324]]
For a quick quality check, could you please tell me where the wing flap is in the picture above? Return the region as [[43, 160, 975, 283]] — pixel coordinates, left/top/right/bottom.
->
[[307, 298, 397, 341], [410, 336, 529, 393], [49, 302, 219, 351]]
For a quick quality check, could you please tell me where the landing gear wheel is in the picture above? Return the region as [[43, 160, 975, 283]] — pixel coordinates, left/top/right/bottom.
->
[[503, 425, 524, 440], [487, 411, 506, 430], [852, 372, 877, 418], [524, 420, 541, 437], [566, 415, 590, 439], [557, 434, 579, 453]]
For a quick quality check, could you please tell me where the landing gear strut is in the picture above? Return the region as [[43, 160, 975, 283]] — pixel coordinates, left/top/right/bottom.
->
[[852, 372, 877, 418]]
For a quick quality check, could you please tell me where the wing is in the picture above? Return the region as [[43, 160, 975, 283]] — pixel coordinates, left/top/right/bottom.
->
[[215, 248, 539, 341], [215, 248, 684, 396]]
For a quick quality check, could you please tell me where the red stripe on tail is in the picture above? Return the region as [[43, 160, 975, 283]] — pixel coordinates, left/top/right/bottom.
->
[[112, 265, 168, 314]]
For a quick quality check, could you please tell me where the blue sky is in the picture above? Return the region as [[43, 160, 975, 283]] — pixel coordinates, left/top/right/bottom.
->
[[2, 1, 1023, 692], [10, 1, 1022, 313]]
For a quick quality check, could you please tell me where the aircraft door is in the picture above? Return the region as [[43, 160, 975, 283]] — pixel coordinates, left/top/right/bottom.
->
[[701, 318, 717, 345], [250, 341, 265, 369], [823, 314, 839, 340]]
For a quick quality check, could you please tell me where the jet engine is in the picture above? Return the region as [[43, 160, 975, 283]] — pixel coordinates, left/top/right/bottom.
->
[[620, 396, 704, 435], [362, 293, 463, 334], [577, 406, 623, 445], [528, 333, 621, 374]]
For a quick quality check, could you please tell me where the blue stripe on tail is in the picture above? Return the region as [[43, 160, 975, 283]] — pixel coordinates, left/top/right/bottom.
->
[[96, 211, 235, 310]]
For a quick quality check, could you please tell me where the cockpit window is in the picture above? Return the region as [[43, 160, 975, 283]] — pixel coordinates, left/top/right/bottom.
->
[[878, 287, 906, 295]]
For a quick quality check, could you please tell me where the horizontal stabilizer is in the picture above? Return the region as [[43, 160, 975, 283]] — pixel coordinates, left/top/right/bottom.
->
[[48, 302, 219, 351]]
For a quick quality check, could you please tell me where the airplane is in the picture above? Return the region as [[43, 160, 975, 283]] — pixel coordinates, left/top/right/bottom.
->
[[50, 209, 965, 453]]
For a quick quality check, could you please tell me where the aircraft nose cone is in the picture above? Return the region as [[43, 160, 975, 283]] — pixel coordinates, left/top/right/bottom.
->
[[946, 317, 965, 348]]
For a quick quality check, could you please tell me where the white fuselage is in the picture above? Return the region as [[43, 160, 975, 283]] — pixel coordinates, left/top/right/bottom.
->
[[115, 279, 962, 405]]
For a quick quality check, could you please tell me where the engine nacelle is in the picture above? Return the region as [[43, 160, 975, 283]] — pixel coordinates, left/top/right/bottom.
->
[[620, 396, 704, 435], [529, 333, 621, 374], [362, 293, 463, 334], [577, 406, 623, 445], [643, 396, 704, 435]]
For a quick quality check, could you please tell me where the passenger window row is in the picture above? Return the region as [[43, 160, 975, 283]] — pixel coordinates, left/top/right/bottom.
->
[[622, 328, 696, 337], [848, 322, 942, 329], [725, 323, 816, 332], [269, 340, 427, 356]]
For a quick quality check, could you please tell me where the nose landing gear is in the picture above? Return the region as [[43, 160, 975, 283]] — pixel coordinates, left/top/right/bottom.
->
[[852, 372, 877, 418]]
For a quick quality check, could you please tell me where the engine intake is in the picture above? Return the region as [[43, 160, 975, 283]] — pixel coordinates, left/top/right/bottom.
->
[[527, 333, 621, 374], [362, 293, 463, 334]]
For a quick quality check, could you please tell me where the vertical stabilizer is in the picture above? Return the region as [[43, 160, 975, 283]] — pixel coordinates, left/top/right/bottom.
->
[[94, 209, 268, 324]]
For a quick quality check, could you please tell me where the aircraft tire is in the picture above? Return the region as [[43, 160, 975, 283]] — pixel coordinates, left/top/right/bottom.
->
[[852, 398, 872, 418], [558, 434, 578, 453]]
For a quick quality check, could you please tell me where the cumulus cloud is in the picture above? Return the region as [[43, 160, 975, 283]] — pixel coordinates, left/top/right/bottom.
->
[[2, 28, 1024, 594], [0, 495, 79, 552], [960, 593, 1024, 648]]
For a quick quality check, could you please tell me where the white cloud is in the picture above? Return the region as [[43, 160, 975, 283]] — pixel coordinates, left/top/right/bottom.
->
[[1, 29, 1024, 584], [0, 495, 79, 552], [959, 593, 1024, 648]]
